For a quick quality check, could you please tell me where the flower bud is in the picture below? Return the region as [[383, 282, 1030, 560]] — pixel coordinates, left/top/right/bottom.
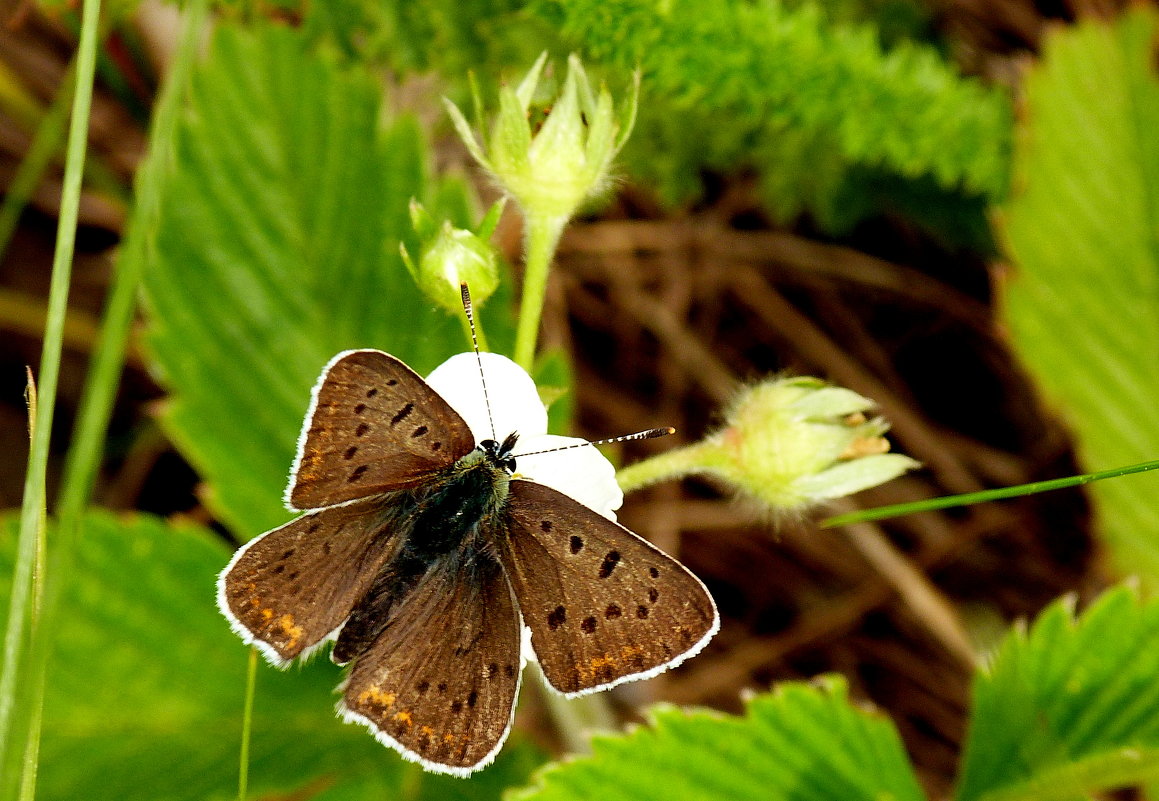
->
[[444, 53, 638, 226], [713, 377, 918, 510], [401, 199, 503, 313], [616, 377, 918, 515]]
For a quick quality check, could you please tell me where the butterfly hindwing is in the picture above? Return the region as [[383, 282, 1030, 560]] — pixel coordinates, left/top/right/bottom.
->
[[289, 350, 475, 510], [499, 480, 719, 695], [217, 495, 405, 665], [339, 549, 522, 775]]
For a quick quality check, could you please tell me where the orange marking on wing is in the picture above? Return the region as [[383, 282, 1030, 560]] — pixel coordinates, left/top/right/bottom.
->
[[579, 653, 620, 683], [275, 613, 303, 649], [357, 687, 397, 709], [393, 710, 414, 727]]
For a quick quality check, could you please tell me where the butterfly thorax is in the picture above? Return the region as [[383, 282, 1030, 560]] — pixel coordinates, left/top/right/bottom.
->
[[403, 432, 518, 561]]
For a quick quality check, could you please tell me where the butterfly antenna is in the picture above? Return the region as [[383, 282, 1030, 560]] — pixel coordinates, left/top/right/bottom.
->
[[461, 282, 498, 441], [513, 427, 675, 459]]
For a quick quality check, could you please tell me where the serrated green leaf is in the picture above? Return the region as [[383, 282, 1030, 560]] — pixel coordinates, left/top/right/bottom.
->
[[956, 586, 1159, 801], [0, 511, 542, 800], [139, 23, 514, 540], [998, 8, 1159, 583], [512, 675, 925, 801]]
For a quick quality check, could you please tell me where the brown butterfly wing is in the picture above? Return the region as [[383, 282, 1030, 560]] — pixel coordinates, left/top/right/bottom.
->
[[498, 480, 719, 695], [288, 350, 475, 511], [339, 551, 522, 775], [217, 495, 405, 665]]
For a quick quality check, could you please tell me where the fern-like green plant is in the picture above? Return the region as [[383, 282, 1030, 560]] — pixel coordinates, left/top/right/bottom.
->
[[297, 0, 1011, 242], [538, 0, 1012, 237]]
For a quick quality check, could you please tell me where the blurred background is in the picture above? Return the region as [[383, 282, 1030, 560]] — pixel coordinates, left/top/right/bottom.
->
[[2, 0, 1153, 797]]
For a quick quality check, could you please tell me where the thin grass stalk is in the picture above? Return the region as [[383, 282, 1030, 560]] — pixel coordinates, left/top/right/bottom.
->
[[0, 0, 104, 788]]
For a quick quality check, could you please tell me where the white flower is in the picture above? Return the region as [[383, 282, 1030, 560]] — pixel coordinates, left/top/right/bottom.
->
[[426, 352, 623, 520]]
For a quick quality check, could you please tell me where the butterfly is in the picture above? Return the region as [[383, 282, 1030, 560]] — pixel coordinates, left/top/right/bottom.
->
[[216, 343, 719, 776]]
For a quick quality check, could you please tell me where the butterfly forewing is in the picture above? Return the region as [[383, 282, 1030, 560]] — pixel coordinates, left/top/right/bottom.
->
[[289, 350, 475, 510], [340, 551, 522, 775], [499, 480, 719, 695], [218, 495, 406, 665]]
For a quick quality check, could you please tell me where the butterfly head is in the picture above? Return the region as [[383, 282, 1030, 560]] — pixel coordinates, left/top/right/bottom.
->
[[479, 431, 519, 474]]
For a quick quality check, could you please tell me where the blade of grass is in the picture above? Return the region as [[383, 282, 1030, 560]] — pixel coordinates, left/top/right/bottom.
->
[[237, 648, 258, 801], [0, 59, 76, 262], [821, 458, 1159, 527], [5, 3, 211, 798], [0, 0, 104, 786], [15, 370, 45, 801], [57, 0, 208, 520]]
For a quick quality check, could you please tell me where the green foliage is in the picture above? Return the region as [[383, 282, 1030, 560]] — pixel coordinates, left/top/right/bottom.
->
[[956, 586, 1159, 801], [513, 675, 925, 801], [14, 506, 1159, 800], [303, 0, 545, 75], [17, 3, 1159, 798], [533, 0, 1010, 237], [513, 587, 1159, 801], [0, 512, 544, 800], [998, 8, 1159, 583], [139, 22, 514, 540], [298, 0, 1009, 241]]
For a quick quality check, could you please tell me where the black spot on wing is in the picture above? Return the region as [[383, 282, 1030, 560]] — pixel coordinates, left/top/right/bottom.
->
[[547, 605, 566, 630], [598, 551, 620, 579], [390, 402, 415, 426]]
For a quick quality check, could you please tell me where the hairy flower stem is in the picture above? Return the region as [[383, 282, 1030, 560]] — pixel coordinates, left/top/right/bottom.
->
[[514, 213, 567, 371], [616, 442, 726, 494]]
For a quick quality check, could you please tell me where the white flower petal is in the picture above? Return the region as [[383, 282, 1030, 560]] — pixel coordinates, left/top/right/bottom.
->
[[426, 352, 548, 445], [425, 353, 623, 520], [514, 434, 623, 521]]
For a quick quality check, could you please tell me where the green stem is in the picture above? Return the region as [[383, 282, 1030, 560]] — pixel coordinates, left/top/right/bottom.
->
[[615, 440, 728, 494], [0, 0, 103, 780], [0, 61, 77, 263], [821, 457, 1159, 528], [513, 213, 567, 371], [237, 648, 259, 801]]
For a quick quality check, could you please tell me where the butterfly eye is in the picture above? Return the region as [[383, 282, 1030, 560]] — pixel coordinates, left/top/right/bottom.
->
[[502, 456, 517, 473]]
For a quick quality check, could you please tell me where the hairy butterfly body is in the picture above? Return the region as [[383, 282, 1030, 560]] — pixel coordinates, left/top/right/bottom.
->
[[217, 348, 719, 775]]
